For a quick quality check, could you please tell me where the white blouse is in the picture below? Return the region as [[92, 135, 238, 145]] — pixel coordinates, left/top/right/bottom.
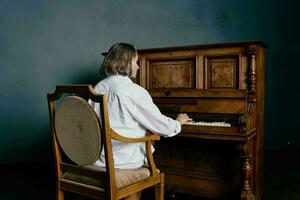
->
[[89, 75, 181, 169]]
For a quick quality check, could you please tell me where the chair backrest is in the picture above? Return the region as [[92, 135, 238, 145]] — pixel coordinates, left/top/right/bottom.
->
[[54, 95, 102, 166], [47, 85, 117, 199]]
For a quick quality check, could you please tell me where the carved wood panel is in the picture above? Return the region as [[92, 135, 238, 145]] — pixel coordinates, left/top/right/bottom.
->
[[206, 56, 239, 89], [149, 59, 196, 89]]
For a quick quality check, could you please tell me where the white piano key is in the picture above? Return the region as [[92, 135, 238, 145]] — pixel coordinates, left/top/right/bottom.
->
[[184, 121, 231, 127]]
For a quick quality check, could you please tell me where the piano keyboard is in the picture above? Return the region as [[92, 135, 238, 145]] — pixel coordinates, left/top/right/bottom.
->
[[184, 121, 231, 127]]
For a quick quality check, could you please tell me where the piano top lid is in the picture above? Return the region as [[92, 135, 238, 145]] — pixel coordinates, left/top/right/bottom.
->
[[101, 40, 267, 56], [136, 40, 267, 54]]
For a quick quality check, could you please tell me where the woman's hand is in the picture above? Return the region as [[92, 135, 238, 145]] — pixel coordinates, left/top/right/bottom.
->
[[176, 113, 192, 125]]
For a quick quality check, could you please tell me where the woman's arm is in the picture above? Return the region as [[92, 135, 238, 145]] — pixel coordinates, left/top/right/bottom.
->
[[130, 91, 191, 137]]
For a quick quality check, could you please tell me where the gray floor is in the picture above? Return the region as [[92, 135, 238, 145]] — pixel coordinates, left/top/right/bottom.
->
[[0, 148, 299, 200]]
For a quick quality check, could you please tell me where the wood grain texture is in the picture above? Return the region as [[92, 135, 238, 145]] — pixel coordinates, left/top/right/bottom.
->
[[137, 41, 265, 200]]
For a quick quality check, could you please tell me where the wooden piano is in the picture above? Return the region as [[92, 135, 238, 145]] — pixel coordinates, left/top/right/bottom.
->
[[136, 41, 266, 200]]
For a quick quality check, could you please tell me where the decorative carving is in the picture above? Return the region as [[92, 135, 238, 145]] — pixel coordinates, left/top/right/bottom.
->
[[151, 60, 195, 89], [207, 56, 238, 89], [239, 115, 247, 133], [211, 62, 234, 87], [240, 47, 258, 133], [248, 55, 257, 93], [246, 46, 258, 100], [238, 143, 255, 200], [240, 157, 255, 200]]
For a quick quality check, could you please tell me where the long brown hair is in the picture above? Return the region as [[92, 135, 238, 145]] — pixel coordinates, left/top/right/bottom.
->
[[101, 43, 137, 76]]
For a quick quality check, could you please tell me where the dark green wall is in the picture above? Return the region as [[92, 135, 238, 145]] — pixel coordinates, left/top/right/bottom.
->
[[1, 0, 299, 164]]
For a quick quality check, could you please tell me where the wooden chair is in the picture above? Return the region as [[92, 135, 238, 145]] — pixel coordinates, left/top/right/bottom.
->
[[47, 84, 164, 200]]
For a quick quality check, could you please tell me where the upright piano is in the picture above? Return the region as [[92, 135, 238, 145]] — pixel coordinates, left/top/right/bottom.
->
[[136, 41, 266, 200]]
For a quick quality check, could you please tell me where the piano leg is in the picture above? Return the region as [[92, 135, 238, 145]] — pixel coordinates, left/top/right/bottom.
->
[[239, 143, 255, 200]]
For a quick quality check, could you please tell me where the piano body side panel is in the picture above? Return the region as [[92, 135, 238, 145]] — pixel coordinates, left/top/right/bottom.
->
[[137, 42, 265, 200], [252, 46, 265, 200]]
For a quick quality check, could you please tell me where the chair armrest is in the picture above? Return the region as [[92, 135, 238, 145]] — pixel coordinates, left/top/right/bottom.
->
[[110, 129, 160, 143], [110, 129, 160, 177]]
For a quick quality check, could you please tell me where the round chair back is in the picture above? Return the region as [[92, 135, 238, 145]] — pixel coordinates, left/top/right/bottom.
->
[[55, 96, 102, 166]]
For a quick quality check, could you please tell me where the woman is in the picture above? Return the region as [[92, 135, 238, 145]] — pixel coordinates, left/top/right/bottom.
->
[[89, 43, 191, 200]]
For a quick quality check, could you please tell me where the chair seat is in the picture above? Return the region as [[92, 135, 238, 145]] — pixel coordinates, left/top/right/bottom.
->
[[62, 165, 150, 189]]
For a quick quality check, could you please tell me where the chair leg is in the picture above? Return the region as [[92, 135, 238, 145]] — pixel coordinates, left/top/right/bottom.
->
[[155, 182, 164, 200], [124, 192, 141, 200], [57, 189, 64, 200]]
